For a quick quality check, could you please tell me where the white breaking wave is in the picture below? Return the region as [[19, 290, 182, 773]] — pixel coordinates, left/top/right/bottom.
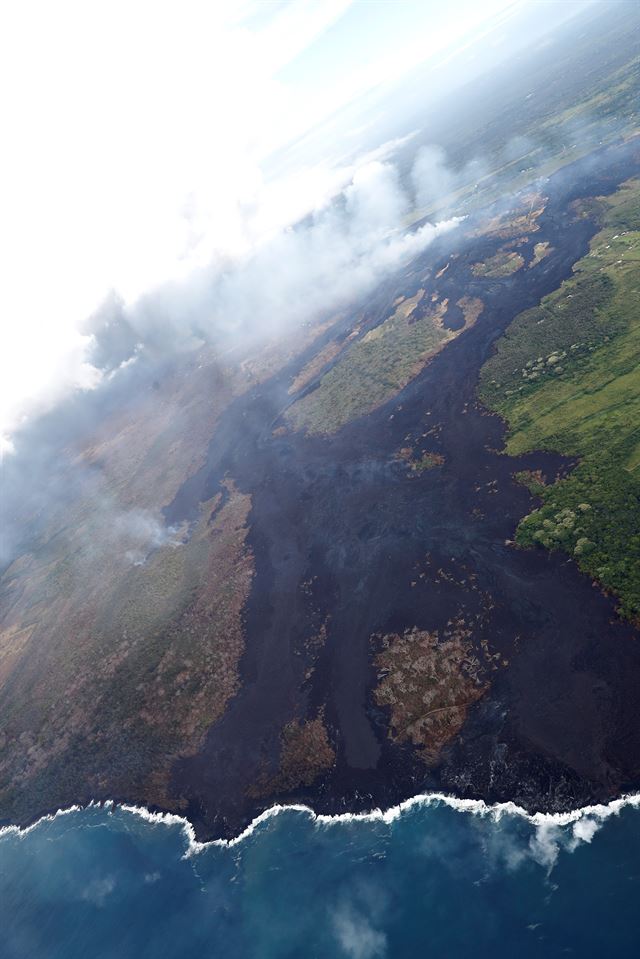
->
[[2, 791, 640, 863]]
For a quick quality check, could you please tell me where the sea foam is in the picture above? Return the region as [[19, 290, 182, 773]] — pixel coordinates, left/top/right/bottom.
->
[[3, 790, 640, 859]]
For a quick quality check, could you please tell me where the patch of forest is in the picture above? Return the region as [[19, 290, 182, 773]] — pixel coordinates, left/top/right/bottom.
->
[[479, 178, 640, 622]]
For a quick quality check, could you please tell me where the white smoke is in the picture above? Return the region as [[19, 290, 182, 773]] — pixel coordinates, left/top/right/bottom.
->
[[113, 510, 180, 566], [83, 158, 462, 371], [411, 145, 456, 213]]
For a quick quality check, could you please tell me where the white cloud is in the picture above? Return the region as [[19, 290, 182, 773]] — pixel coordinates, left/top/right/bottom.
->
[[80, 875, 116, 907], [0, 0, 520, 440], [570, 816, 600, 846], [333, 905, 387, 959], [0, 1, 357, 439], [527, 816, 602, 872], [420, 810, 608, 878], [82, 161, 462, 365]]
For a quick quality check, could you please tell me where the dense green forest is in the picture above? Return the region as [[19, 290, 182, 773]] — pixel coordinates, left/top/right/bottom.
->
[[479, 177, 640, 622]]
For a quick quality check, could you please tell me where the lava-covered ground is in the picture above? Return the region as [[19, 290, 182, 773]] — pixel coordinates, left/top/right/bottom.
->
[[165, 139, 640, 841]]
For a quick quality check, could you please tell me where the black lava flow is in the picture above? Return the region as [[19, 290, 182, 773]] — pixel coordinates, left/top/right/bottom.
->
[[163, 139, 640, 841]]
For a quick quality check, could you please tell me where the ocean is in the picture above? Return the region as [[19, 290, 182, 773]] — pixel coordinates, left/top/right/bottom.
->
[[2, 796, 640, 957]]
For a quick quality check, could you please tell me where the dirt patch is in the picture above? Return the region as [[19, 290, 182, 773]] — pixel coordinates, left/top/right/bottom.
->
[[373, 624, 488, 763], [248, 711, 335, 796], [456, 296, 484, 328], [475, 193, 547, 240]]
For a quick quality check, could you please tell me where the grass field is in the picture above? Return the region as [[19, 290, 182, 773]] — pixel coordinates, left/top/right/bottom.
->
[[471, 249, 524, 278], [479, 178, 640, 621], [285, 295, 454, 434]]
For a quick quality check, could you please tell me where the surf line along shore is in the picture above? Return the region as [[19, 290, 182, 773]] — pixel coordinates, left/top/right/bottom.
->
[[3, 791, 640, 860]]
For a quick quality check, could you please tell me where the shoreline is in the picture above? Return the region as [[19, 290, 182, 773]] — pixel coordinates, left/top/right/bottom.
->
[[3, 789, 640, 855]]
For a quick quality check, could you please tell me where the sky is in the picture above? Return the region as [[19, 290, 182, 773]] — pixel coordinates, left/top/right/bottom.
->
[[0, 0, 535, 444]]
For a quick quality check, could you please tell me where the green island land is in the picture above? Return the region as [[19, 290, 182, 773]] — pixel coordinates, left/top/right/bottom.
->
[[285, 293, 455, 435], [479, 177, 640, 622], [471, 249, 525, 278]]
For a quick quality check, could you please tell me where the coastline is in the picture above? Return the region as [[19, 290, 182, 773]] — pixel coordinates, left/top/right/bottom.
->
[[3, 789, 640, 856]]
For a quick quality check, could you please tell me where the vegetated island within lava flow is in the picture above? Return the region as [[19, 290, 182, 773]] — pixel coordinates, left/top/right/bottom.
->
[[1, 137, 640, 843]]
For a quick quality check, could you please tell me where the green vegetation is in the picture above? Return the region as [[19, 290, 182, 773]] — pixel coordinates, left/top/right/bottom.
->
[[480, 270, 617, 403], [286, 297, 453, 434], [479, 178, 640, 622], [513, 469, 547, 498], [471, 249, 524, 278]]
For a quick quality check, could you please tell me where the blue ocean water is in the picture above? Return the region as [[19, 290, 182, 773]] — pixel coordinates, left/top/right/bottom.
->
[[1, 797, 640, 958]]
